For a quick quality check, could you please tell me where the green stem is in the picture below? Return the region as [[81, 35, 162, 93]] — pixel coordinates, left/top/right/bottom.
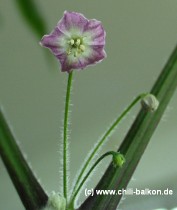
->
[[72, 93, 146, 196], [69, 151, 115, 207], [0, 109, 48, 210], [63, 71, 73, 204]]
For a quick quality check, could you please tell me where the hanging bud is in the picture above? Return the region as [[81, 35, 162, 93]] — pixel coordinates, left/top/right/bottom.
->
[[112, 152, 126, 168], [141, 94, 159, 112]]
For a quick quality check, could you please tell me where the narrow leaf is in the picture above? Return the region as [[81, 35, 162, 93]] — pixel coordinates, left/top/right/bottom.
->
[[15, 0, 47, 37], [0, 109, 48, 210]]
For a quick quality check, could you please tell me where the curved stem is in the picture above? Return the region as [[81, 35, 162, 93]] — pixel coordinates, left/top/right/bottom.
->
[[69, 151, 115, 206], [63, 71, 73, 204], [71, 93, 146, 196]]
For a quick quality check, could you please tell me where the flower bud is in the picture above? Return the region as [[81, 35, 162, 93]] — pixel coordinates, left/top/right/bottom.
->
[[112, 152, 126, 168], [141, 94, 159, 112]]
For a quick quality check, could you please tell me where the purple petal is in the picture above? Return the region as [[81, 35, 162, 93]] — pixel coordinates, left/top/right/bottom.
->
[[56, 46, 106, 72], [78, 46, 106, 69], [57, 11, 88, 34], [84, 19, 106, 46], [40, 27, 66, 55], [56, 53, 78, 72]]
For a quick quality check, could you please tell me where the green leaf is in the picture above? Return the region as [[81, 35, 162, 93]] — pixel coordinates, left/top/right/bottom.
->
[[78, 45, 177, 210], [0, 109, 48, 210], [15, 0, 47, 38]]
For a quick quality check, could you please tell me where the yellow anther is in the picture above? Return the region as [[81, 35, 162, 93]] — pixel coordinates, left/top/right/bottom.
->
[[80, 45, 85, 52], [69, 39, 75, 45], [76, 39, 81, 46], [67, 37, 85, 57]]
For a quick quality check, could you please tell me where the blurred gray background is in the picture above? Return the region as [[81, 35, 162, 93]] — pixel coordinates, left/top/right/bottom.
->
[[0, 1, 177, 209]]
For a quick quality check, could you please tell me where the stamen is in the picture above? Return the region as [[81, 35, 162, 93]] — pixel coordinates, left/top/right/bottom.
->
[[76, 39, 81, 46], [80, 45, 85, 52], [67, 37, 85, 57], [69, 39, 75, 45], [74, 51, 78, 57]]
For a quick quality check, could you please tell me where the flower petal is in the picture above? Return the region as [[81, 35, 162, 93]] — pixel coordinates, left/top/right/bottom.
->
[[40, 27, 67, 55], [56, 53, 78, 72], [57, 11, 88, 35], [78, 45, 106, 69], [57, 45, 106, 72], [83, 19, 106, 46]]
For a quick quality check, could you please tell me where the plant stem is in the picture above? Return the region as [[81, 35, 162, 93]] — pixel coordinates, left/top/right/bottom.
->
[[0, 109, 48, 210], [63, 71, 73, 204], [69, 151, 115, 207], [71, 93, 146, 197]]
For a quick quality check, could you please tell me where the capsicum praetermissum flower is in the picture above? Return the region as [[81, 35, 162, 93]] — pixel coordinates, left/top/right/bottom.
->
[[40, 11, 106, 72]]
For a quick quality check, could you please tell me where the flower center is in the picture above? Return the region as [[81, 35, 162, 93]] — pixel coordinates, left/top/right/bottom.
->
[[67, 37, 85, 57]]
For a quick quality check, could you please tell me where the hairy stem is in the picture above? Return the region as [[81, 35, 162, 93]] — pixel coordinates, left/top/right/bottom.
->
[[63, 71, 73, 204], [72, 93, 146, 196], [69, 151, 115, 207]]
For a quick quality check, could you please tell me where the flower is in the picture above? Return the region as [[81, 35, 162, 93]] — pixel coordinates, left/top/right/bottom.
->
[[40, 11, 106, 72]]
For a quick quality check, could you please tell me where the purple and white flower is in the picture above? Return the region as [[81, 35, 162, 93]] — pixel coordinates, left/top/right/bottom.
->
[[40, 11, 106, 72]]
